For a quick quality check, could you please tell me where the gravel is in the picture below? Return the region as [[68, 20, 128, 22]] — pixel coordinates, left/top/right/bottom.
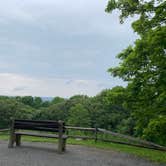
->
[[0, 141, 164, 166]]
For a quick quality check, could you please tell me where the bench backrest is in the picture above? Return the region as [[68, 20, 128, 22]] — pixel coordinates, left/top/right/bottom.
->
[[13, 119, 65, 133]]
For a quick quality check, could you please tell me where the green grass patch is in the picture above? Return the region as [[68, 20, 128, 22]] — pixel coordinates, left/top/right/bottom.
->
[[0, 132, 166, 164]]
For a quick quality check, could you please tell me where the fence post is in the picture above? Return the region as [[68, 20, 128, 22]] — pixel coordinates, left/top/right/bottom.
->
[[66, 128, 69, 135], [95, 127, 98, 143], [8, 118, 15, 148], [58, 120, 63, 153]]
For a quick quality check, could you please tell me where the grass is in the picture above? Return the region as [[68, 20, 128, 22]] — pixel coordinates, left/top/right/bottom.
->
[[0, 132, 166, 164]]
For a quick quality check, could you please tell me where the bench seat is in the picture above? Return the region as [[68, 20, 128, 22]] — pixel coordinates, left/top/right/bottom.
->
[[15, 131, 68, 139]]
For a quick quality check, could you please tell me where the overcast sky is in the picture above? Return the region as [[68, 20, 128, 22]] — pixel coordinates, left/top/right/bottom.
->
[[0, 0, 137, 97]]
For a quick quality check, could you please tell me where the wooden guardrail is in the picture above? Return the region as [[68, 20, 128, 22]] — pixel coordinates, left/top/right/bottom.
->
[[97, 128, 166, 151], [66, 126, 166, 151], [1, 127, 166, 151]]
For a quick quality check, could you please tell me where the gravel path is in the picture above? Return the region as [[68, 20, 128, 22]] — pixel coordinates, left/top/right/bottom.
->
[[0, 141, 164, 166]]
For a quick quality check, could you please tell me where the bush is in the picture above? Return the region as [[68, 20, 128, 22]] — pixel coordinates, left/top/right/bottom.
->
[[143, 116, 166, 146]]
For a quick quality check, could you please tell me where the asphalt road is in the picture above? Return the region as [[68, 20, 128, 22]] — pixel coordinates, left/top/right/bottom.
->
[[0, 141, 164, 166]]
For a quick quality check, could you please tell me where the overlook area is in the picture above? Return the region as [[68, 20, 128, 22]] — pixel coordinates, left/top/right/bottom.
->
[[0, 0, 166, 165], [0, 141, 164, 166]]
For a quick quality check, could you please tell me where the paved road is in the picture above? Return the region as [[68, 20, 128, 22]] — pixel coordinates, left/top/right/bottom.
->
[[0, 141, 164, 166]]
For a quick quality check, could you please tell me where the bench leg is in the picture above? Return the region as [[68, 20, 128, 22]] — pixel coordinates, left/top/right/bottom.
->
[[58, 138, 63, 153], [16, 134, 21, 146], [62, 138, 67, 152], [8, 133, 15, 148], [8, 119, 15, 148]]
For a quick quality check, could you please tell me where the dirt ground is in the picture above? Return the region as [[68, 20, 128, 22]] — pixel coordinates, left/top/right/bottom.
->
[[0, 141, 164, 166]]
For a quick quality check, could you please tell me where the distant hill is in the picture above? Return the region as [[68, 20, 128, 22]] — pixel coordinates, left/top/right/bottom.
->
[[41, 97, 54, 102]]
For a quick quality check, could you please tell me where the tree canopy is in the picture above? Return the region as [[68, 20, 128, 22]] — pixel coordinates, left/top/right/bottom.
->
[[106, 0, 166, 142]]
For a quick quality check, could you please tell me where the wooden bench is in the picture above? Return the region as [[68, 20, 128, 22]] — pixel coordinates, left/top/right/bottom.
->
[[8, 119, 68, 153]]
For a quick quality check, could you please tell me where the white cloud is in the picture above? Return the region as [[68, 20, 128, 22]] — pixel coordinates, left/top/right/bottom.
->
[[0, 0, 133, 96], [0, 0, 104, 24], [0, 61, 17, 70], [0, 73, 113, 97]]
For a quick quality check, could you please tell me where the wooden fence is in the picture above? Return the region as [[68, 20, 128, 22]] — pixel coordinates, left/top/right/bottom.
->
[[66, 126, 166, 151], [1, 127, 166, 151]]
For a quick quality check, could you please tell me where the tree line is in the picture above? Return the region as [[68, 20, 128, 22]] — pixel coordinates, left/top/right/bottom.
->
[[0, 84, 165, 146]]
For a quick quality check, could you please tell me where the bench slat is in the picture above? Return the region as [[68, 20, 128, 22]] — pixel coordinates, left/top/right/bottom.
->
[[15, 131, 68, 139], [14, 120, 65, 132], [14, 126, 60, 132], [15, 119, 63, 124], [15, 121, 59, 127]]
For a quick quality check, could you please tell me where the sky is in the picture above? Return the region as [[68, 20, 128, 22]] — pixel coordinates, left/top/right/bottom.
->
[[0, 0, 137, 97]]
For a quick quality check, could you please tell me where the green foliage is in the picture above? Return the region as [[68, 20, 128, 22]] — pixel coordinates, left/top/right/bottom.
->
[[90, 87, 132, 131], [41, 101, 50, 107], [33, 97, 42, 108], [67, 104, 91, 127], [116, 117, 135, 135], [0, 97, 34, 128], [21, 96, 34, 107], [66, 95, 90, 109], [33, 102, 68, 121], [106, 0, 166, 34], [15, 96, 50, 109], [51, 97, 65, 105], [143, 116, 166, 146], [106, 0, 166, 145]]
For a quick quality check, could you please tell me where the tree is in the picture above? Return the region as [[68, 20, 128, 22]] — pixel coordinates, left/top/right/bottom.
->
[[67, 104, 91, 127], [35, 101, 68, 121], [51, 97, 65, 105], [91, 87, 132, 131], [106, 0, 166, 35], [21, 96, 34, 107], [33, 97, 42, 108], [106, 0, 166, 142], [0, 98, 34, 128], [66, 95, 90, 109], [143, 116, 166, 146]]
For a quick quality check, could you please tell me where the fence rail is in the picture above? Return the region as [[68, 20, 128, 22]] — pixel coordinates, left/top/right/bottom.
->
[[0, 129, 9, 132], [66, 126, 96, 131]]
